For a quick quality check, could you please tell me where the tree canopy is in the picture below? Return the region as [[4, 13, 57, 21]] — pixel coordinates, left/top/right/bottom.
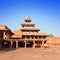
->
[[49, 34, 54, 38]]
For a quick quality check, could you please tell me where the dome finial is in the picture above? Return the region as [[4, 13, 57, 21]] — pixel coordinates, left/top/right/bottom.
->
[[25, 16, 31, 22], [25, 16, 30, 20]]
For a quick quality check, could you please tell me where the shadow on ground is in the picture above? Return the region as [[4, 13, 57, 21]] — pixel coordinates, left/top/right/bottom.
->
[[0, 48, 16, 53]]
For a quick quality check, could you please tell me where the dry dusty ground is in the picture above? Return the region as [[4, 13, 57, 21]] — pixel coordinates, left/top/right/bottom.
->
[[0, 47, 60, 60]]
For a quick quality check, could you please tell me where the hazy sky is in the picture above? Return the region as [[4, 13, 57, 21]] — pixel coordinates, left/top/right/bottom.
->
[[0, 0, 60, 37]]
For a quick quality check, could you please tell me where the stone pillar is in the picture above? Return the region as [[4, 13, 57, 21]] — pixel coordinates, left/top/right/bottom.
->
[[33, 40, 35, 48], [24, 41, 26, 48], [42, 40, 44, 48], [41, 41, 42, 48], [16, 40, 18, 49], [10, 41, 13, 48], [3, 31, 5, 39], [41, 37, 43, 48]]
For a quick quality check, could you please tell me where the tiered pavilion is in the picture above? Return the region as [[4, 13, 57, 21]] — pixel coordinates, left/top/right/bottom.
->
[[0, 16, 48, 49]]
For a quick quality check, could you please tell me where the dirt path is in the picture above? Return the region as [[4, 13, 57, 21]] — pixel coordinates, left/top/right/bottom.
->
[[0, 47, 60, 60]]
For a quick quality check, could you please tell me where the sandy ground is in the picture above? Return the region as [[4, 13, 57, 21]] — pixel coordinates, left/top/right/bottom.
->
[[0, 47, 60, 60]]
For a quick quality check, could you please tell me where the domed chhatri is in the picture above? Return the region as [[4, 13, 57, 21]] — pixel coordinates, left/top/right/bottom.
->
[[25, 16, 31, 22]]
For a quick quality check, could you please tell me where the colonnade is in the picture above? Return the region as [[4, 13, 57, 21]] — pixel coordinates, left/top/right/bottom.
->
[[0, 40, 45, 49], [9, 40, 45, 49], [22, 36, 46, 40], [10, 40, 18, 49], [0, 31, 45, 49]]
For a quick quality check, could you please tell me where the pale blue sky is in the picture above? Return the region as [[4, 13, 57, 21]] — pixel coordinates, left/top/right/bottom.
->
[[0, 0, 60, 37]]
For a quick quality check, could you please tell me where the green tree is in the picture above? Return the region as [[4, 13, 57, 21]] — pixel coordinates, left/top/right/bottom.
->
[[49, 34, 54, 38]]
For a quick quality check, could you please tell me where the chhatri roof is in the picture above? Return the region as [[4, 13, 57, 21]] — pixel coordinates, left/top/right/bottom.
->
[[25, 16, 30, 20], [21, 16, 35, 27], [25, 16, 31, 22], [21, 16, 40, 31]]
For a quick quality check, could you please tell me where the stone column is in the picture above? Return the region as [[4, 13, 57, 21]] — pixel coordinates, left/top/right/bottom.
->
[[16, 40, 18, 49], [33, 40, 35, 48], [10, 41, 13, 48], [3, 31, 5, 39], [41, 41, 42, 48], [41, 36, 44, 48], [24, 41, 26, 48], [42, 40, 44, 48]]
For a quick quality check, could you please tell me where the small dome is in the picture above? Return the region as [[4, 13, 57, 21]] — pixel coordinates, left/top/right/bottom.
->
[[25, 16, 31, 22], [25, 16, 30, 20]]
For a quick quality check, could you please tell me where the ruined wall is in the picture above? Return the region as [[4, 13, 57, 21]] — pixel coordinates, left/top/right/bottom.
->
[[46, 37, 60, 47]]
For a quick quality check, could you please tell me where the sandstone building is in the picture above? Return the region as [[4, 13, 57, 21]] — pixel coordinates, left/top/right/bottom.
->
[[47, 37, 60, 47], [0, 16, 49, 49]]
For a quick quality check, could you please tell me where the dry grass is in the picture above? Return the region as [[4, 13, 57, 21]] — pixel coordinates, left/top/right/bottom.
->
[[0, 47, 60, 60]]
